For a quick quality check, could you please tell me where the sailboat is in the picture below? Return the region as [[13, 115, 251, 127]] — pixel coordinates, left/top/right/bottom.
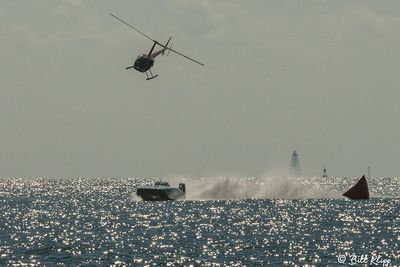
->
[[342, 175, 370, 199]]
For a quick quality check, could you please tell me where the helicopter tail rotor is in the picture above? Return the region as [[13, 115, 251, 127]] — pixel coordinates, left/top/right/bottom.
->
[[163, 37, 172, 55], [166, 42, 172, 56]]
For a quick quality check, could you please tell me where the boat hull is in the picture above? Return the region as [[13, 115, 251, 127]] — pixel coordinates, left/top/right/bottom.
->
[[137, 188, 185, 201]]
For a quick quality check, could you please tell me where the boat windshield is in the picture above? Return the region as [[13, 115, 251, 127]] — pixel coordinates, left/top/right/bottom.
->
[[154, 181, 170, 186]]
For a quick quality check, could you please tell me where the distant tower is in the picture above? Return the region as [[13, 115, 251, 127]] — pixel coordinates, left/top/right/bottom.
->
[[322, 166, 328, 178], [290, 150, 302, 177]]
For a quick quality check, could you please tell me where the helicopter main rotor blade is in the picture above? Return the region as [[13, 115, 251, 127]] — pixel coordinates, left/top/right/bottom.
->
[[110, 13, 205, 67], [168, 47, 205, 66], [110, 13, 155, 42], [156, 41, 205, 66]]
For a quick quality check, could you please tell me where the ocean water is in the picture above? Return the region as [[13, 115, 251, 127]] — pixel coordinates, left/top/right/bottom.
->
[[0, 177, 399, 266]]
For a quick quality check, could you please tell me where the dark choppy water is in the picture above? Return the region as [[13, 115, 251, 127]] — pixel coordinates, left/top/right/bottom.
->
[[0, 177, 399, 266]]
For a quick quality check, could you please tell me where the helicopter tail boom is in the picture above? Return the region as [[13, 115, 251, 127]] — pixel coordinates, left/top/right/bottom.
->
[[150, 37, 172, 58]]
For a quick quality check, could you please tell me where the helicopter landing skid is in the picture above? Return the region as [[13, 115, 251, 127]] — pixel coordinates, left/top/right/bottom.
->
[[146, 75, 158, 81], [145, 70, 158, 81]]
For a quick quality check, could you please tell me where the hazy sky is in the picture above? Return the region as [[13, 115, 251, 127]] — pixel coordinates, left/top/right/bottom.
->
[[1, 1, 400, 178]]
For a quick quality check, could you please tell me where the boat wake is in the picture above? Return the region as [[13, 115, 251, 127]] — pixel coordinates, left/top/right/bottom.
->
[[168, 174, 338, 200]]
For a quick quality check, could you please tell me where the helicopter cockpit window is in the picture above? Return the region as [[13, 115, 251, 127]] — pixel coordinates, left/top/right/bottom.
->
[[136, 54, 146, 61], [155, 181, 170, 187]]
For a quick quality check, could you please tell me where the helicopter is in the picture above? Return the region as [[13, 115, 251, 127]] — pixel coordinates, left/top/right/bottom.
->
[[110, 14, 204, 80]]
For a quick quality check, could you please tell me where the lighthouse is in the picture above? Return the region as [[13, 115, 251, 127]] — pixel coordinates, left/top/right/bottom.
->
[[322, 167, 328, 178], [290, 150, 302, 177]]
